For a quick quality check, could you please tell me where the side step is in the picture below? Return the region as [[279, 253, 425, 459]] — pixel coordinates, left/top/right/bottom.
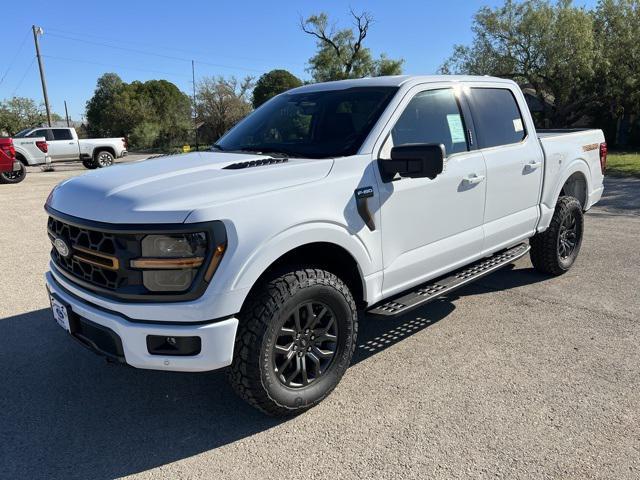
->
[[368, 243, 530, 316]]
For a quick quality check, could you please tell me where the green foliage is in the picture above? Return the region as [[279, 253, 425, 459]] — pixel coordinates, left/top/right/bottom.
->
[[301, 11, 403, 82], [252, 69, 303, 108], [440, 0, 596, 127], [606, 152, 640, 177], [0, 97, 50, 135], [85, 73, 192, 149], [440, 0, 640, 145], [196, 76, 254, 142]]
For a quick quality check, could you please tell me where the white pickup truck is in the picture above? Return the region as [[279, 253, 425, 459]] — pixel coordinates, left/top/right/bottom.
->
[[13, 127, 127, 169], [44, 75, 606, 416]]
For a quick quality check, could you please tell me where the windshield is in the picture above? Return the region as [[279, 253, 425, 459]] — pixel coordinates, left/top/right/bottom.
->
[[215, 87, 398, 159], [13, 128, 34, 138]]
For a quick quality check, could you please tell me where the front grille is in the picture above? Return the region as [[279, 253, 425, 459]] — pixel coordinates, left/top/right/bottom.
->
[[47, 216, 142, 291]]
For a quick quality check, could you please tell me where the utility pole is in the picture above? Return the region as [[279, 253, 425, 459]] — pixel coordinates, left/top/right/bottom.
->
[[192, 60, 199, 150], [32, 25, 52, 126], [64, 101, 70, 127]]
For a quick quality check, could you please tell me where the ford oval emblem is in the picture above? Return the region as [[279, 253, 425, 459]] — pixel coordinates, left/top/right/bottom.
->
[[53, 238, 71, 258]]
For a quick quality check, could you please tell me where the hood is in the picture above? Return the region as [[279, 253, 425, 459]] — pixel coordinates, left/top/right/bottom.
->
[[47, 152, 334, 224]]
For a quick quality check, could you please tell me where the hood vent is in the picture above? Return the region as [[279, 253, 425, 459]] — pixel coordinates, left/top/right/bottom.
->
[[223, 158, 289, 170]]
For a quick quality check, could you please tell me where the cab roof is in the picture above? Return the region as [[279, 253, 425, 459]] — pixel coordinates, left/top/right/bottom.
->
[[289, 75, 514, 93]]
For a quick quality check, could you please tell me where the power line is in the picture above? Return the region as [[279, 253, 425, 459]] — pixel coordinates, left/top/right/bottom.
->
[[43, 54, 193, 79], [11, 57, 36, 97], [44, 26, 305, 68], [46, 32, 265, 73], [0, 29, 31, 86]]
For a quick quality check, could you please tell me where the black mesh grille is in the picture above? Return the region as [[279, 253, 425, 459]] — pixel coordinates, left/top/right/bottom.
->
[[48, 217, 140, 291]]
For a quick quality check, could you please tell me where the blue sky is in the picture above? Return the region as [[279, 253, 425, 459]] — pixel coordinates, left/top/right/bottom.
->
[[1, 0, 597, 120]]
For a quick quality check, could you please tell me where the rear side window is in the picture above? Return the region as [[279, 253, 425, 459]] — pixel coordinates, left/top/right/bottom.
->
[[52, 129, 73, 140], [390, 89, 468, 156], [470, 88, 526, 148]]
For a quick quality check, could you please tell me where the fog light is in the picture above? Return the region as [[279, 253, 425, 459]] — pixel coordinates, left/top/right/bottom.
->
[[146, 335, 201, 356]]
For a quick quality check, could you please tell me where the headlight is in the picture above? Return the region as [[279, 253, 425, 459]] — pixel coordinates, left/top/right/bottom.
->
[[132, 233, 209, 292]]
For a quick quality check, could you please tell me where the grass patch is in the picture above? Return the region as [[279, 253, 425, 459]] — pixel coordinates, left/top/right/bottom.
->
[[607, 151, 640, 178]]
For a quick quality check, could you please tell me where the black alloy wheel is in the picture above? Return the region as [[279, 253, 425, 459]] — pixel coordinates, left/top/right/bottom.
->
[[273, 301, 338, 388]]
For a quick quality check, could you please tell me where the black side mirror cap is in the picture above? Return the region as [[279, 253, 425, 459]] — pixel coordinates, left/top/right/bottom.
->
[[378, 143, 445, 181]]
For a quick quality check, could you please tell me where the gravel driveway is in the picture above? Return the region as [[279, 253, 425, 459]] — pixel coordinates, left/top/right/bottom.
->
[[0, 164, 638, 480]]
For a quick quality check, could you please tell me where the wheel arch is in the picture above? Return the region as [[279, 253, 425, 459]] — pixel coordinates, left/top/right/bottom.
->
[[230, 225, 374, 310], [538, 158, 591, 232], [93, 146, 116, 159]]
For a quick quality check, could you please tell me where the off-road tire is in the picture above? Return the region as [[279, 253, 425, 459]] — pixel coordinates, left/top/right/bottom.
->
[[94, 150, 115, 168], [227, 268, 358, 416], [0, 162, 26, 184], [82, 158, 98, 169], [530, 196, 584, 275]]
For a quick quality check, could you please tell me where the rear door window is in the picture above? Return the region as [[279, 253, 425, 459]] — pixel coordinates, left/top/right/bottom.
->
[[388, 89, 468, 157], [52, 129, 73, 140], [469, 88, 526, 148]]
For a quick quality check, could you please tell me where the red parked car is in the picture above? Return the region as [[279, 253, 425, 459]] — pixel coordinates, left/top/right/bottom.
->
[[0, 138, 27, 184]]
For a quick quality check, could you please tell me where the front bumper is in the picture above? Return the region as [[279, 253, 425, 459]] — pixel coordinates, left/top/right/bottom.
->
[[45, 271, 238, 372]]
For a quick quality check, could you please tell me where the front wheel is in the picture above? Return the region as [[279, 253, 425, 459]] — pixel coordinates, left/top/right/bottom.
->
[[530, 196, 584, 275], [0, 162, 27, 184], [227, 268, 358, 416], [95, 151, 114, 168]]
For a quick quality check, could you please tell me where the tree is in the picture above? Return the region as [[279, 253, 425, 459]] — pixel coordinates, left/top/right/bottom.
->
[[0, 97, 51, 135], [440, 0, 596, 128], [301, 10, 404, 82], [592, 0, 640, 144], [85, 73, 192, 149], [196, 76, 254, 142], [85, 73, 126, 137], [252, 69, 303, 108]]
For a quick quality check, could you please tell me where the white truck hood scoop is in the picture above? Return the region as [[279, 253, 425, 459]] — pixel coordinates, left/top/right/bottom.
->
[[47, 152, 333, 224]]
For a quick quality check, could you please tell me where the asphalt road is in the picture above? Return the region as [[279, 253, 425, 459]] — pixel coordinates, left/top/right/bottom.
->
[[0, 161, 638, 480]]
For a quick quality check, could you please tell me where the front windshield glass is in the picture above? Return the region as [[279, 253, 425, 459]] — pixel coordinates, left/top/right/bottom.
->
[[13, 128, 33, 138], [216, 87, 398, 159]]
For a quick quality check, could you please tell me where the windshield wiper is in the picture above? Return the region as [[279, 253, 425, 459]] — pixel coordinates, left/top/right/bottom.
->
[[211, 143, 225, 151]]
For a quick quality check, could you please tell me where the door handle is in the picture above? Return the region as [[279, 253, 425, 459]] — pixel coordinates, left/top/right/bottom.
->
[[68, 142, 75, 145], [462, 174, 485, 185], [525, 160, 542, 170]]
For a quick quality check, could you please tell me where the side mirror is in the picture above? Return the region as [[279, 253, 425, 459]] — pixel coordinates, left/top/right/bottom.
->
[[378, 143, 445, 181]]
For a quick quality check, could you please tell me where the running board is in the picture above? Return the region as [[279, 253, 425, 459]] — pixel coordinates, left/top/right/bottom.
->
[[368, 243, 530, 316]]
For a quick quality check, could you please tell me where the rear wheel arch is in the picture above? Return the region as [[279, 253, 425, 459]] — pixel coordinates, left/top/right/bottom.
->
[[559, 171, 588, 210], [14, 152, 29, 166], [93, 146, 116, 159]]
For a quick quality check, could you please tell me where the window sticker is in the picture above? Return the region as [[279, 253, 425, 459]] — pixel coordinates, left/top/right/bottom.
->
[[513, 118, 524, 132], [446, 114, 466, 143]]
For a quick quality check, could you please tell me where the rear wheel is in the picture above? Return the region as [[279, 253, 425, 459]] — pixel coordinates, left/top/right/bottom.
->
[[530, 196, 584, 275], [82, 158, 98, 169], [227, 268, 358, 416], [95, 150, 114, 168], [0, 162, 27, 184]]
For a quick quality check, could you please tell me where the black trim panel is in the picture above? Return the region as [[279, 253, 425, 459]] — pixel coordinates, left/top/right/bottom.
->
[[45, 206, 227, 302]]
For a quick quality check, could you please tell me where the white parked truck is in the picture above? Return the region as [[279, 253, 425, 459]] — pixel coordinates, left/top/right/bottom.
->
[[13, 127, 127, 169], [44, 76, 606, 416]]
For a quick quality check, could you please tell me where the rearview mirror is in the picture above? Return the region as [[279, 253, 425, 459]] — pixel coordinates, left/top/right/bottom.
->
[[378, 143, 445, 181]]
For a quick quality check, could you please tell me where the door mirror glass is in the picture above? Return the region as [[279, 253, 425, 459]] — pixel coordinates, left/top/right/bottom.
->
[[378, 143, 445, 181]]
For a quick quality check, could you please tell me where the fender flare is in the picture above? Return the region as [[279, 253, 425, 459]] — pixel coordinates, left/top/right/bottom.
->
[[538, 157, 591, 232], [229, 222, 375, 299], [547, 158, 591, 209]]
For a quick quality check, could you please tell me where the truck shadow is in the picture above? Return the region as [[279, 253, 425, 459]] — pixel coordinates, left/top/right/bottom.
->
[[0, 265, 548, 479]]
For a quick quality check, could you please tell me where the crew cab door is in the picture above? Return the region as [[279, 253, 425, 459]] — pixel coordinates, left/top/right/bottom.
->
[[375, 86, 487, 297], [48, 129, 79, 161], [466, 86, 544, 251]]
